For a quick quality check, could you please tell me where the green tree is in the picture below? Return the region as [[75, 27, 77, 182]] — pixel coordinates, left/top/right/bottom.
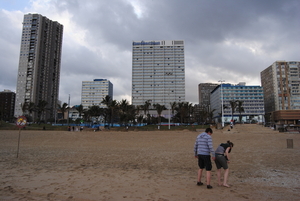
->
[[208, 108, 216, 124], [109, 100, 119, 127], [229, 100, 237, 120], [176, 102, 189, 124], [75, 104, 84, 119], [36, 100, 48, 122], [57, 102, 68, 120], [21, 102, 27, 115], [187, 102, 194, 124], [170, 101, 177, 116], [137, 114, 144, 125], [88, 105, 102, 123], [101, 95, 112, 107], [236, 100, 245, 123], [142, 100, 151, 124], [119, 99, 129, 126], [28, 102, 35, 117], [153, 103, 166, 125], [82, 108, 91, 122], [101, 95, 112, 125]]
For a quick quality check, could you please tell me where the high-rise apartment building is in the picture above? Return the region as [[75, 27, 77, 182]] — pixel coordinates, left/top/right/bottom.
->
[[198, 83, 218, 107], [14, 13, 63, 121], [210, 82, 265, 123], [261, 61, 300, 124], [81, 79, 113, 109], [132, 40, 185, 107], [0, 90, 16, 122], [261, 61, 300, 113]]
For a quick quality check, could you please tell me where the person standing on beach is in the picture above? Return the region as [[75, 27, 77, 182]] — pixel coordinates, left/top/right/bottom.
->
[[214, 140, 234, 187], [194, 128, 215, 189]]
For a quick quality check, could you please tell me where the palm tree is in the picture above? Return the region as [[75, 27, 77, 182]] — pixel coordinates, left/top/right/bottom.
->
[[153, 103, 166, 125], [88, 105, 102, 123], [75, 104, 84, 119], [119, 99, 129, 113], [82, 108, 90, 122], [21, 102, 27, 115], [101, 95, 112, 125], [170, 101, 177, 116], [101, 95, 112, 107], [236, 100, 244, 123], [187, 102, 193, 124], [57, 102, 68, 120], [125, 104, 137, 126], [119, 99, 133, 126], [109, 100, 118, 127], [229, 100, 237, 120], [208, 108, 216, 124], [137, 114, 144, 125], [218, 104, 228, 124], [142, 100, 151, 124], [28, 102, 35, 117], [176, 102, 187, 124], [36, 100, 48, 122]]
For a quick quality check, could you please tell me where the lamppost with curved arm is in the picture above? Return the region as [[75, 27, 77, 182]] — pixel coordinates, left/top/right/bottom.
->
[[218, 80, 225, 128]]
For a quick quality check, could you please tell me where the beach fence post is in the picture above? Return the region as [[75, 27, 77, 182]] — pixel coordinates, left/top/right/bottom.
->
[[286, 139, 293, 149]]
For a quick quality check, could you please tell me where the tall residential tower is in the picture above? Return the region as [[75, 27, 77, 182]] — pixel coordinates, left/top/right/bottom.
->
[[14, 13, 63, 121], [81, 79, 113, 109], [132, 40, 185, 107], [260, 61, 300, 124]]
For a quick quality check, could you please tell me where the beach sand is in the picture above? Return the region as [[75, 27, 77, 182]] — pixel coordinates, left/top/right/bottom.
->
[[0, 124, 299, 201]]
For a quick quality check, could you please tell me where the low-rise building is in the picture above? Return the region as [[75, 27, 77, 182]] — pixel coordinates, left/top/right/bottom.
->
[[210, 82, 264, 124]]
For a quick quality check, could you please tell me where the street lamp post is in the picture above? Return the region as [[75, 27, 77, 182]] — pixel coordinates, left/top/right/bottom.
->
[[218, 80, 225, 128], [67, 94, 70, 126], [168, 106, 171, 130], [168, 88, 171, 130]]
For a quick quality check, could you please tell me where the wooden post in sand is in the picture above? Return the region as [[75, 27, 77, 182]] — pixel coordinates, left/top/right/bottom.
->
[[286, 139, 293, 149]]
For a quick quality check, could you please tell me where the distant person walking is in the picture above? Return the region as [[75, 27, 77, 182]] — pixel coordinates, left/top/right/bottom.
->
[[215, 140, 234, 187], [194, 128, 215, 189]]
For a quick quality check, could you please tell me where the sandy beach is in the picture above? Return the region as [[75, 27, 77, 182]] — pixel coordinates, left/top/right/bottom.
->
[[0, 124, 299, 201]]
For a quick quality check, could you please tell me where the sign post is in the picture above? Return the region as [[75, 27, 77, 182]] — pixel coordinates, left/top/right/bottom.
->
[[16, 116, 27, 158]]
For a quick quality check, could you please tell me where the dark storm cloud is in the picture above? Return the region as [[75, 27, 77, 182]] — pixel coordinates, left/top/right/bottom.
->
[[0, 11, 22, 90], [1, 0, 299, 105]]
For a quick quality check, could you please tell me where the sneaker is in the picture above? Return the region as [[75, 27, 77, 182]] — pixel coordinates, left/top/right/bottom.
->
[[197, 182, 203, 186], [207, 185, 213, 189]]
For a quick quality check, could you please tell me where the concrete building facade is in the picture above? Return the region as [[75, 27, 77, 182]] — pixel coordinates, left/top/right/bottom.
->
[[81, 79, 113, 109], [0, 90, 16, 121], [132, 40, 185, 108], [198, 83, 218, 108], [14, 13, 63, 121], [211, 82, 265, 123], [260, 61, 300, 125]]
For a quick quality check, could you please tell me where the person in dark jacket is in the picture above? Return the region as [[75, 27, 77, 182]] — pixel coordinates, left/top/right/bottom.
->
[[214, 140, 234, 187]]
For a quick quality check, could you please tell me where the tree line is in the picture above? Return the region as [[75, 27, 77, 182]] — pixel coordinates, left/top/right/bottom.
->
[[19, 96, 245, 126]]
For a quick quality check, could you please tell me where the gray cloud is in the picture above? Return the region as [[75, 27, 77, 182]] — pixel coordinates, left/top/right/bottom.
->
[[0, 0, 299, 105]]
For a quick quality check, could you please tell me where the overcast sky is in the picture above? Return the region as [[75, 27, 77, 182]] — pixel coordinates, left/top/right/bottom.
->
[[1, 0, 299, 106]]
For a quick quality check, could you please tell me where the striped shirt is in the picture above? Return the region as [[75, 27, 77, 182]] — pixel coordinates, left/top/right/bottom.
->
[[194, 132, 215, 157]]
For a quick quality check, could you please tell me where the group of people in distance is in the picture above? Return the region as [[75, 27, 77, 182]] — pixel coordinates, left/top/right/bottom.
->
[[194, 127, 234, 189]]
